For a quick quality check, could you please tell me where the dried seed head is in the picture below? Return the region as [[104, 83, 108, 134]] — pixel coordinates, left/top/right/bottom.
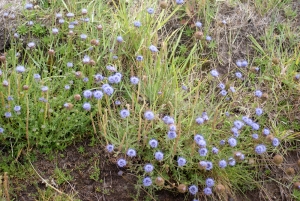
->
[[155, 177, 165, 186], [294, 182, 300, 189], [159, 1, 168, 9], [272, 58, 280, 65], [64, 103, 74, 110], [262, 93, 269, 101], [97, 24, 103, 30], [266, 134, 274, 142], [91, 39, 99, 46], [0, 55, 6, 62], [286, 167, 295, 175], [215, 184, 226, 194], [23, 85, 29, 90], [297, 159, 300, 167], [89, 59, 96, 66], [48, 49, 55, 56], [74, 94, 81, 101], [177, 184, 187, 193], [273, 155, 283, 165], [194, 31, 203, 39], [75, 71, 83, 78]]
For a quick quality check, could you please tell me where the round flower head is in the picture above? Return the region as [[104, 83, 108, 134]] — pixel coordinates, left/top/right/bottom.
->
[[203, 187, 212, 195], [235, 71, 242, 79], [144, 163, 154, 173], [93, 90, 103, 100], [219, 160, 227, 168], [66, 12, 75, 18], [5, 112, 11, 118], [133, 21, 141, 28], [82, 55, 91, 64], [255, 144, 266, 154], [228, 137, 237, 147], [210, 69, 219, 77], [228, 157, 236, 166], [149, 45, 158, 52], [231, 127, 239, 135], [7, 96, 13, 101], [116, 36, 123, 43], [205, 178, 214, 188], [149, 139, 158, 148], [220, 90, 227, 96], [220, 139, 225, 145], [34, 74, 41, 81], [127, 148, 136, 157], [272, 138, 280, 147], [195, 21, 202, 28], [255, 90, 263, 98], [177, 157, 186, 167], [147, 8, 154, 14], [144, 111, 155, 120], [234, 120, 244, 130], [256, 108, 263, 116], [115, 100, 121, 105], [263, 128, 270, 136], [59, 19, 65, 24], [198, 148, 208, 156], [229, 86, 236, 93], [199, 161, 207, 169], [162, 115, 174, 124], [25, 3, 33, 10], [206, 35, 212, 41], [212, 147, 219, 154], [16, 65, 26, 73], [218, 83, 225, 89], [41, 86, 49, 92], [251, 122, 260, 130], [136, 55, 143, 61], [80, 34, 87, 40], [194, 134, 204, 143], [176, 0, 184, 5], [0, 127, 4, 133], [102, 85, 114, 96], [236, 60, 242, 67], [252, 133, 259, 140], [195, 117, 204, 124], [143, 177, 152, 187], [120, 109, 130, 118], [83, 90, 93, 99], [188, 185, 198, 195], [52, 28, 59, 34], [202, 112, 209, 120], [206, 161, 213, 170], [83, 77, 89, 82], [82, 102, 91, 111], [117, 158, 126, 167], [106, 144, 114, 153], [169, 124, 176, 131], [241, 60, 248, 67], [14, 105, 21, 112], [130, 76, 139, 85], [155, 151, 164, 161], [167, 131, 177, 139], [64, 85, 70, 90], [94, 73, 104, 82]]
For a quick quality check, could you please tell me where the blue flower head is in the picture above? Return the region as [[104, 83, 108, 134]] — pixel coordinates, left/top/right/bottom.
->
[[144, 111, 155, 120], [82, 102, 91, 111], [162, 116, 174, 124], [120, 109, 130, 118], [102, 84, 114, 96], [255, 144, 266, 154], [0, 127, 4, 133], [210, 69, 219, 77], [177, 157, 186, 167], [127, 148, 136, 157], [206, 161, 213, 170], [263, 128, 270, 136], [147, 8, 154, 14], [167, 130, 177, 139], [188, 185, 198, 195], [93, 90, 103, 100], [219, 160, 227, 168], [117, 158, 126, 167], [155, 151, 164, 161], [143, 177, 152, 187], [14, 106, 21, 112], [212, 147, 219, 154], [203, 187, 212, 195], [195, 21, 202, 28], [220, 90, 227, 96], [176, 0, 184, 5], [234, 120, 244, 130], [228, 137, 237, 147], [252, 133, 259, 140], [235, 71, 242, 79], [256, 108, 263, 116], [255, 90, 263, 97], [136, 55, 143, 61], [149, 139, 158, 148], [149, 45, 158, 52], [83, 90, 93, 99], [106, 144, 114, 153], [116, 36, 123, 43], [133, 21, 141, 27], [195, 117, 204, 125], [130, 76, 139, 85], [198, 148, 208, 156], [228, 157, 236, 166], [205, 178, 214, 187], [272, 138, 280, 147], [144, 163, 154, 173]]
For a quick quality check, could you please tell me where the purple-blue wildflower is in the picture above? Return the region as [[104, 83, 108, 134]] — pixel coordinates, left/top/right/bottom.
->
[[212, 147, 219, 154], [14, 106, 21, 112], [130, 76, 139, 85], [195, 21, 202, 28], [136, 55, 143, 61], [251, 122, 260, 130], [0, 128, 4, 133], [198, 148, 208, 156], [117, 158, 126, 167], [206, 161, 213, 170], [167, 131, 177, 139], [155, 151, 164, 161], [120, 109, 130, 118], [106, 144, 114, 153], [144, 111, 155, 120], [220, 90, 227, 96], [16, 65, 26, 73], [228, 137, 237, 147], [252, 134, 259, 140], [219, 160, 227, 168], [202, 112, 209, 121], [218, 83, 225, 89], [116, 36, 123, 43], [234, 120, 244, 130], [4, 112, 11, 118], [80, 34, 87, 40], [228, 157, 236, 166], [169, 124, 176, 131], [143, 177, 152, 187], [93, 90, 103, 99], [195, 117, 204, 124], [220, 139, 225, 145], [147, 8, 154, 14], [241, 60, 248, 67], [235, 71, 242, 79], [133, 21, 141, 27], [272, 138, 280, 147], [203, 187, 212, 195], [188, 185, 198, 195], [206, 35, 212, 41], [255, 144, 266, 154], [177, 157, 186, 167], [83, 77, 89, 82], [64, 85, 70, 90], [82, 102, 91, 111], [176, 0, 184, 5], [210, 69, 219, 77], [255, 90, 263, 97], [263, 128, 270, 136], [205, 178, 215, 187], [236, 60, 242, 67], [256, 108, 263, 116], [149, 139, 158, 148], [231, 127, 239, 135], [34, 74, 41, 81], [144, 163, 154, 173], [102, 84, 114, 96], [83, 90, 93, 98], [94, 74, 104, 82], [149, 45, 158, 52], [41, 86, 49, 92], [162, 116, 174, 124], [229, 86, 236, 93], [127, 148, 136, 157], [115, 100, 121, 105]]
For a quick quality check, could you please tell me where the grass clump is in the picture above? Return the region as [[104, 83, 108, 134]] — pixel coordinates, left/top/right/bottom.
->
[[0, 0, 299, 200]]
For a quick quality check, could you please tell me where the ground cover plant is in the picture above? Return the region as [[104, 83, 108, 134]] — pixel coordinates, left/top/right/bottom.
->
[[0, 0, 300, 200]]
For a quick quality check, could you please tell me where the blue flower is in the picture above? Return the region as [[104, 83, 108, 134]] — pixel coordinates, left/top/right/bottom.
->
[[83, 90, 93, 98], [235, 71, 242, 79], [102, 84, 114, 96], [195, 21, 202, 28], [167, 131, 177, 139], [205, 178, 214, 187], [16, 65, 26, 73], [106, 144, 114, 153], [117, 36, 123, 43], [206, 161, 213, 170], [34, 74, 41, 81], [228, 157, 236, 166], [195, 117, 204, 124], [133, 21, 141, 27], [198, 148, 208, 156], [143, 177, 152, 187], [80, 34, 87, 40], [162, 116, 174, 124], [127, 148, 136, 157], [136, 55, 143, 61], [255, 90, 263, 97], [155, 151, 164, 161], [194, 134, 205, 146], [220, 139, 225, 145], [210, 69, 219, 77], [25, 3, 33, 10], [218, 83, 225, 89], [256, 108, 263, 116], [176, 0, 185, 5], [228, 137, 237, 147], [255, 144, 266, 154], [263, 128, 270, 136], [220, 90, 227, 96], [212, 147, 219, 154], [219, 160, 227, 168], [188, 185, 198, 195], [234, 120, 244, 130], [83, 77, 89, 82], [64, 85, 70, 90], [149, 139, 158, 148], [144, 111, 155, 120], [14, 106, 21, 112], [130, 76, 139, 85], [229, 86, 236, 93], [236, 60, 242, 67], [252, 134, 259, 140], [177, 157, 186, 167], [93, 90, 103, 99], [231, 127, 239, 135], [120, 109, 130, 118], [272, 138, 280, 147], [147, 8, 154, 14], [82, 102, 91, 111], [206, 35, 212, 41], [144, 163, 154, 173], [4, 112, 11, 118], [203, 187, 212, 195], [0, 127, 4, 133], [169, 124, 176, 131], [117, 158, 126, 167], [149, 45, 159, 52], [115, 100, 121, 105], [241, 60, 248, 67], [251, 122, 260, 130]]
